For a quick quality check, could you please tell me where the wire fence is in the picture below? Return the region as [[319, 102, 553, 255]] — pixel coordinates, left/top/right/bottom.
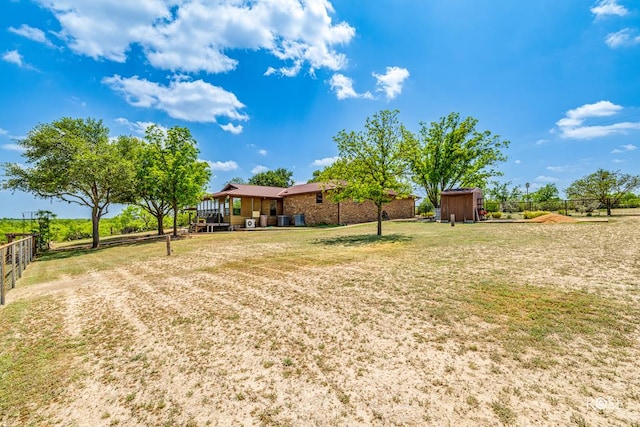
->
[[1, 235, 37, 305], [484, 197, 640, 216]]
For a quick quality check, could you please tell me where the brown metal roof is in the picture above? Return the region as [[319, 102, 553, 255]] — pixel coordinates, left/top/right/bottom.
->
[[210, 183, 286, 199], [440, 187, 482, 195], [277, 182, 336, 196]]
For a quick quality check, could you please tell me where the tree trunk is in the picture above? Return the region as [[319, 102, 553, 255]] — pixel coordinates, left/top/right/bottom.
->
[[173, 205, 179, 237], [156, 213, 165, 235], [377, 204, 382, 236], [91, 207, 100, 249], [606, 198, 611, 216]]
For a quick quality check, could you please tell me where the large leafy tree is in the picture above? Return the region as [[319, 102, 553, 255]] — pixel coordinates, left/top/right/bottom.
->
[[248, 167, 294, 188], [132, 133, 171, 235], [532, 183, 560, 202], [2, 117, 136, 248], [402, 112, 509, 208], [566, 169, 640, 216], [144, 125, 211, 237], [320, 109, 411, 236]]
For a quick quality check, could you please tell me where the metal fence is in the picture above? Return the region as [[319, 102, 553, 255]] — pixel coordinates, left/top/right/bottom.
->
[[484, 197, 640, 216], [1, 236, 37, 305]]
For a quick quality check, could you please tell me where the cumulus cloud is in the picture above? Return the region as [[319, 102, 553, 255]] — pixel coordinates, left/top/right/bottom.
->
[[1, 143, 26, 152], [207, 160, 239, 171], [605, 28, 640, 48], [220, 123, 244, 134], [311, 156, 338, 167], [251, 165, 269, 174], [554, 100, 640, 139], [591, 0, 628, 17], [8, 24, 55, 47], [329, 74, 372, 100], [372, 66, 409, 100], [2, 50, 25, 67], [536, 175, 559, 182], [115, 117, 166, 135], [258, 149, 267, 156], [33, 0, 354, 76], [103, 75, 249, 125], [611, 143, 637, 153]]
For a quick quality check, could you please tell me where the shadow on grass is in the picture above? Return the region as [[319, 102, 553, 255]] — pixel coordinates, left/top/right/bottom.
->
[[313, 233, 412, 247], [38, 235, 171, 262]]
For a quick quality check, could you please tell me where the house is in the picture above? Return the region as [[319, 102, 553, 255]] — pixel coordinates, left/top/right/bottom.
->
[[439, 187, 484, 222], [195, 182, 416, 229]]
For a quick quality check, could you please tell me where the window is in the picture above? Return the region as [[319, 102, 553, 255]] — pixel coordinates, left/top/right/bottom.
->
[[316, 192, 323, 204], [232, 198, 241, 216], [270, 200, 277, 216]]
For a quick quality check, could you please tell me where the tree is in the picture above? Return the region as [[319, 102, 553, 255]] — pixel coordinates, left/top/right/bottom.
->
[[132, 134, 172, 235], [487, 180, 522, 212], [320, 109, 411, 236], [227, 176, 246, 185], [248, 167, 294, 188], [402, 112, 509, 208], [2, 117, 136, 248], [566, 169, 640, 216], [144, 125, 211, 237], [532, 183, 560, 202], [307, 169, 323, 183]]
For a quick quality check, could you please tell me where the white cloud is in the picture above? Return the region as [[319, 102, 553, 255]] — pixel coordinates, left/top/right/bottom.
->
[[33, 0, 355, 76], [115, 117, 166, 135], [207, 160, 239, 171], [372, 66, 409, 100], [535, 138, 549, 145], [591, 0, 628, 17], [311, 156, 339, 167], [220, 123, 244, 134], [1, 143, 26, 152], [8, 24, 55, 47], [514, 159, 521, 164], [605, 28, 640, 48], [0, 128, 8, 136], [329, 74, 373, 100], [536, 175, 559, 182], [2, 50, 24, 67], [103, 75, 248, 125], [251, 165, 269, 174], [258, 149, 267, 156], [555, 100, 640, 139], [612, 158, 626, 163], [611, 143, 637, 153]]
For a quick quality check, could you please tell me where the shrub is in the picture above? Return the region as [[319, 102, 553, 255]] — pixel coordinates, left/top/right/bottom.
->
[[523, 210, 550, 219], [489, 211, 502, 219]]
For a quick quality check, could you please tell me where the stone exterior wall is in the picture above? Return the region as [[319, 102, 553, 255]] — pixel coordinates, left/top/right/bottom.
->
[[283, 193, 339, 225], [283, 193, 415, 225]]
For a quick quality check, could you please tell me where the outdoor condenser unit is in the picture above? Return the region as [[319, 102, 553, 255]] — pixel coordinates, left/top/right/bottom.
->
[[245, 218, 256, 228]]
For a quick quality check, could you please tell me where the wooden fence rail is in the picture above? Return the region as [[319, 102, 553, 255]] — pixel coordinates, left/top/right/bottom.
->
[[1, 236, 37, 306]]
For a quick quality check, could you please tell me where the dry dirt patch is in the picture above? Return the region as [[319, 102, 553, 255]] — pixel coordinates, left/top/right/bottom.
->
[[1, 218, 639, 426]]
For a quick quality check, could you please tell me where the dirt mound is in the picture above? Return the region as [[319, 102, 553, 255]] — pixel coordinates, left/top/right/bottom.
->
[[527, 213, 577, 223]]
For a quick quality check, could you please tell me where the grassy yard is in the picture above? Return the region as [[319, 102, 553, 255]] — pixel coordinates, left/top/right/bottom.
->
[[1, 218, 639, 426]]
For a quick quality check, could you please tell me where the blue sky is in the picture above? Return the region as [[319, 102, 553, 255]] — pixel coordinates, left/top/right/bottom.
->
[[1, 0, 639, 218]]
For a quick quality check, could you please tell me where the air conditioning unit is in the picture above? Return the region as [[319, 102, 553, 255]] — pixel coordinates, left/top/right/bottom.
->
[[245, 218, 256, 228]]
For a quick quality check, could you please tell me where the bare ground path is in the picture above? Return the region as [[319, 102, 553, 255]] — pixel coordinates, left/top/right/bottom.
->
[[2, 218, 639, 426]]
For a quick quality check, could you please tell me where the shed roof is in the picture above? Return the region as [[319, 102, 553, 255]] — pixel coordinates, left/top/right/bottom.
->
[[209, 183, 286, 199], [440, 187, 482, 196]]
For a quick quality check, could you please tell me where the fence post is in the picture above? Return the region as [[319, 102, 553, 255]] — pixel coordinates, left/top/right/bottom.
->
[[17, 240, 23, 279], [11, 243, 16, 289], [564, 200, 568, 216], [450, 214, 455, 226], [1, 247, 5, 305], [166, 234, 171, 256]]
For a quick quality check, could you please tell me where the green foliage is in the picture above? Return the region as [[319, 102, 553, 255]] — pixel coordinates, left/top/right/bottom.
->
[[307, 169, 324, 183], [402, 112, 509, 208], [33, 210, 56, 251], [248, 167, 294, 188], [532, 183, 560, 202], [489, 211, 502, 219], [416, 198, 434, 215], [2, 117, 137, 248], [523, 210, 551, 219], [566, 169, 640, 215], [143, 125, 211, 237], [227, 176, 246, 185], [320, 110, 411, 236]]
